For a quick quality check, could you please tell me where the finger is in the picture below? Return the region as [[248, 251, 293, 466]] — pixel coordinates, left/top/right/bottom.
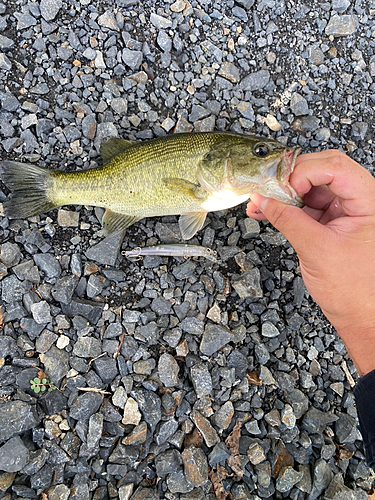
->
[[290, 153, 375, 215], [246, 201, 267, 220], [251, 193, 328, 255], [295, 149, 342, 166], [302, 185, 336, 210]]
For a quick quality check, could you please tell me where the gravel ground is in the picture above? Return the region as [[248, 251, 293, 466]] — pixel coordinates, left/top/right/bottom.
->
[[0, 0, 374, 499]]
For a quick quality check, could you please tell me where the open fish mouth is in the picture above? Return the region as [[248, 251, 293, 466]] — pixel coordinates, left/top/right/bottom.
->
[[277, 147, 304, 207]]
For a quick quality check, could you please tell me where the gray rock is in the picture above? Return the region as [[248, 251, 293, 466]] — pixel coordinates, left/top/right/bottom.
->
[[158, 353, 179, 387], [150, 12, 172, 29], [122, 48, 143, 70], [308, 458, 333, 500], [190, 363, 212, 398], [189, 104, 211, 122], [0, 436, 29, 472], [40, 346, 70, 386], [276, 466, 303, 493], [51, 276, 78, 304], [0, 242, 21, 266], [131, 388, 161, 432], [335, 412, 358, 443], [61, 299, 104, 324], [167, 470, 194, 494], [293, 115, 320, 133], [157, 30, 172, 52], [40, 0, 62, 21], [332, 0, 351, 12], [180, 316, 204, 335], [325, 15, 356, 36], [0, 35, 14, 50], [155, 419, 179, 445], [87, 413, 104, 449], [151, 296, 172, 315], [238, 70, 270, 91], [232, 268, 263, 299], [0, 401, 40, 441], [285, 388, 309, 419], [92, 356, 118, 385], [1, 275, 24, 303], [155, 449, 182, 476], [29, 464, 53, 489], [31, 301, 52, 324], [0, 53, 11, 70], [233, 6, 248, 19], [213, 401, 234, 430], [73, 337, 102, 358], [261, 322, 280, 338], [208, 442, 230, 466], [200, 323, 234, 356], [236, 0, 255, 7], [302, 407, 338, 433], [85, 232, 124, 266], [290, 93, 309, 116], [236, 101, 255, 121], [351, 121, 368, 141], [69, 392, 103, 421], [34, 253, 61, 278]]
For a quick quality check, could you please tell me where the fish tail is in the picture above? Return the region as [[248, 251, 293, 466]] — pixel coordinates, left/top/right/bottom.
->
[[1, 161, 57, 218]]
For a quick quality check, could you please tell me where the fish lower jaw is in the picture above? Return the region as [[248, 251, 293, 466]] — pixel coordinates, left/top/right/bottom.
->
[[201, 191, 250, 212]]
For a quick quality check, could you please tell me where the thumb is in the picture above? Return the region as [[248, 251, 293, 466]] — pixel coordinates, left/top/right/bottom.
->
[[250, 193, 327, 255]]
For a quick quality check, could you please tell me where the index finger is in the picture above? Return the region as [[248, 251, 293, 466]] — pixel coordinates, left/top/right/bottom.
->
[[291, 152, 375, 215]]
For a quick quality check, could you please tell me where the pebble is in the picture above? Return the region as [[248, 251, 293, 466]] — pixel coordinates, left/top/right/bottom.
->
[[190, 363, 213, 398], [40, 0, 62, 21], [158, 353, 179, 387], [290, 92, 309, 116], [150, 12, 172, 29], [0, 436, 29, 472], [182, 446, 208, 486], [122, 397, 142, 426], [238, 70, 270, 91], [325, 15, 356, 36], [247, 442, 266, 465], [276, 466, 304, 493], [200, 323, 234, 356]]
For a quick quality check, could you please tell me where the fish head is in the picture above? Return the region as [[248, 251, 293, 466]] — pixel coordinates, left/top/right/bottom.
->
[[226, 136, 303, 207]]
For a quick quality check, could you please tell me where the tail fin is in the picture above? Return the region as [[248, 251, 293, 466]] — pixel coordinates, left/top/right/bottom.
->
[[1, 161, 57, 218]]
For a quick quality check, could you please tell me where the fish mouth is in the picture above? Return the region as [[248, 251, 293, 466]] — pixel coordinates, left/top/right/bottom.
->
[[276, 147, 304, 207]]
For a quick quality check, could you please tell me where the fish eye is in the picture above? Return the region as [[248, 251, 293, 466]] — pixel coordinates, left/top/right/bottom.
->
[[253, 143, 269, 157]]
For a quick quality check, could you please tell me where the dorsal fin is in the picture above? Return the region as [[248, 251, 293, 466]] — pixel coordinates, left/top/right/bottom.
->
[[100, 138, 134, 164]]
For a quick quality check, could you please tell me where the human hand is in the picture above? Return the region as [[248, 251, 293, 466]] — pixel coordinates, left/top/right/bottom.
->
[[247, 150, 375, 376]]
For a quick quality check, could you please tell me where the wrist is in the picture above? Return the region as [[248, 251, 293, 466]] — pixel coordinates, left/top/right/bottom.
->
[[335, 325, 375, 377]]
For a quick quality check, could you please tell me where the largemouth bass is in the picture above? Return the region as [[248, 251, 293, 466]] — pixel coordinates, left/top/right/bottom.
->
[[1, 132, 302, 240]]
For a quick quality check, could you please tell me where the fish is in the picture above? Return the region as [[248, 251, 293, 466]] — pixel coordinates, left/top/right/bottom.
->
[[0, 132, 302, 240], [122, 244, 218, 262]]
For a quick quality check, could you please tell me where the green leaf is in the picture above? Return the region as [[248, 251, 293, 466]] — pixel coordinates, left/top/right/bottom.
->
[[41, 385, 46, 391], [34, 386, 41, 394], [30, 380, 35, 384], [42, 379, 47, 384], [33, 377, 41, 384]]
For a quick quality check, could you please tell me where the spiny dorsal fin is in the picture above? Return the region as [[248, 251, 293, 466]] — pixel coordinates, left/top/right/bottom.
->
[[100, 138, 134, 164], [102, 209, 140, 236], [179, 212, 207, 240]]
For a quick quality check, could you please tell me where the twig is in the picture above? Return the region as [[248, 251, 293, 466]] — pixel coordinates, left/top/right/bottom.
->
[[114, 330, 125, 360], [76, 387, 110, 395], [88, 352, 106, 369], [341, 360, 355, 388]]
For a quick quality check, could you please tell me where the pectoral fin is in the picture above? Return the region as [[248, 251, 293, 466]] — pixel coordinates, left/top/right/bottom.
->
[[162, 178, 207, 200], [100, 138, 134, 164], [102, 209, 140, 236], [179, 212, 207, 240]]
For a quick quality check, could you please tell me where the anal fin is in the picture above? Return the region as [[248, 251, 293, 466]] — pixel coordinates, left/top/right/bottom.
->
[[179, 212, 207, 240], [102, 209, 140, 236]]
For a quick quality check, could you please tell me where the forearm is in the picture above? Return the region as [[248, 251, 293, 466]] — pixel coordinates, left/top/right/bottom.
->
[[333, 325, 375, 378]]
